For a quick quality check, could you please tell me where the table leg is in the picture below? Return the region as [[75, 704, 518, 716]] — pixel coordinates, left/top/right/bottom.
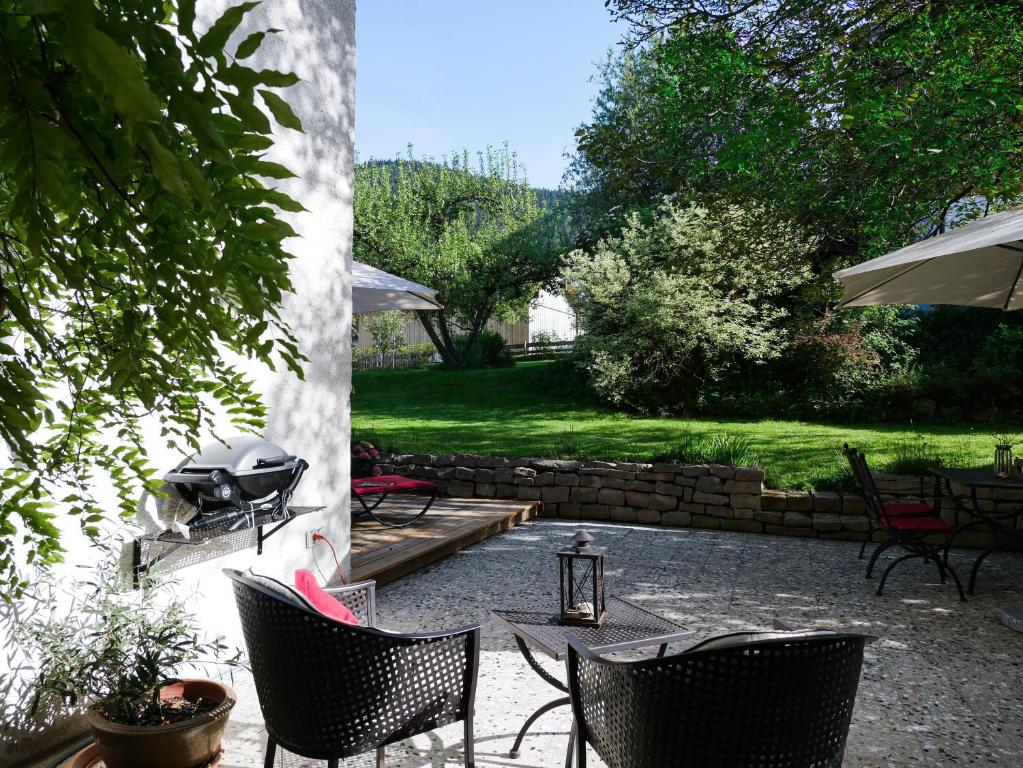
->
[[509, 637, 570, 759], [657, 643, 668, 658], [565, 720, 576, 768]]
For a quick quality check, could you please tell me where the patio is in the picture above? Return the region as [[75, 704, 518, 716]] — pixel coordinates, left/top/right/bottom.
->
[[219, 519, 1023, 768]]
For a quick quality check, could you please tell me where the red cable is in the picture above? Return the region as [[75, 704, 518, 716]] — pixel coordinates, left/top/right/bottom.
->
[[312, 532, 347, 584]]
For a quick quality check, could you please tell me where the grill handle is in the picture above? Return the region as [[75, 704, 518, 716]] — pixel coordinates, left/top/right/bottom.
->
[[255, 454, 297, 468]]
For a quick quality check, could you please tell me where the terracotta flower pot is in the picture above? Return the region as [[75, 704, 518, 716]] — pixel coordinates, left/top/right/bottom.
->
[[86, 679, 235, 768]]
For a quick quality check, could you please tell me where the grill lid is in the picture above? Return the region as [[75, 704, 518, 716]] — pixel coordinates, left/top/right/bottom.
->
[[181, 436, 298, 476]]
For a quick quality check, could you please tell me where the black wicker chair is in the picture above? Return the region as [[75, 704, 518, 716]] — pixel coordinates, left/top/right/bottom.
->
[[224, 569, 480, 768], [567, 630, 870, 768]]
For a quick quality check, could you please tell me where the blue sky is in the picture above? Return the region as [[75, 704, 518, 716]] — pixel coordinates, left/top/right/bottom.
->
[[355, 1, 625, 189]]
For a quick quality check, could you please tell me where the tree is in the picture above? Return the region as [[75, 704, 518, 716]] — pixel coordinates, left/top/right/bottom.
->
[[354, 147, 568, 365], [576, 1, 1023, 275], [564, 200, 814, 412], [0, 0, 306, 596]]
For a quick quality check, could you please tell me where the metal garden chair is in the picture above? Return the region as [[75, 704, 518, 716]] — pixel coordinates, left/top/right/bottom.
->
[[566, 629, 871, 768], [842, 445, 965, 600], [224, 569, 480, 767]]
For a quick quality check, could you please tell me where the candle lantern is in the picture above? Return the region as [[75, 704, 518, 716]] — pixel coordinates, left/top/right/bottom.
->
[[995, 444, 1013, 479], [558, 531, 607, 627]]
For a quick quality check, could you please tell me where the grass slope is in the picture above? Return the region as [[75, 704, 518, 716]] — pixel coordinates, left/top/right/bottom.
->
[[352, 361, 1003, 490]]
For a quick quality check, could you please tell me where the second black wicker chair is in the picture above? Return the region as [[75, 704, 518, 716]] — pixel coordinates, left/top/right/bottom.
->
[[567, 630, 870, 768], [224, 569, 480, 767]]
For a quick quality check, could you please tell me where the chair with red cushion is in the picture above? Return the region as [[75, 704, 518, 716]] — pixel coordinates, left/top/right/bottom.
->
[[843, 445, 965, 600], [225, 568, 479, 768], [351, 474, 437, 528], [842, 444, 941, 559]]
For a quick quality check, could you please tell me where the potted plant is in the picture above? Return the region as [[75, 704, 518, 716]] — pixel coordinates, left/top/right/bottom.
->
[[21, 553, 239, 768]]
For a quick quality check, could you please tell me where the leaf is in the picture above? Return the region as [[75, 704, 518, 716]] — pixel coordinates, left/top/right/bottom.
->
[[223, 91, 271, 134], [141, 130, 187, 196], [258, 89, 303, 131], [196, 2, 261, 59], [178, 0, 196, 38], [236, 28, 279, 59], [217, 65, 300, 89]]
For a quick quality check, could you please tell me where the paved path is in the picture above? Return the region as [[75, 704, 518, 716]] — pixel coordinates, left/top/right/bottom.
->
[[222, 519, 1023, 767]]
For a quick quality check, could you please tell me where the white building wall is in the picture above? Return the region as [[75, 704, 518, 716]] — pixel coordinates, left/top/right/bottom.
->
[[0, 1, 356, 762], [528, 290, 577, 341]]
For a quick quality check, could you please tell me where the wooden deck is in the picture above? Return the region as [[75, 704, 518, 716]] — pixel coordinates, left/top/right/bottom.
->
[[350, 496, 538, 585]]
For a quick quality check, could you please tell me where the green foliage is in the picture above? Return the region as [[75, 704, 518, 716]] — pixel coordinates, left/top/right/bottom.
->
[[351, 361, 1003, 490], [21, 552, 235, 725], [0, 1, 306, 595], [440, 329, 514, 370], [564, 200, 814, 411], [650, 432, 758, 468], [364, 311, 406, 352], [354, 146, 569, 365], [584, 1, 1023, 266]]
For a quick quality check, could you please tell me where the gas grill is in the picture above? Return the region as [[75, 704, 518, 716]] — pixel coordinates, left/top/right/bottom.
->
[[163, 437, 308, 533]]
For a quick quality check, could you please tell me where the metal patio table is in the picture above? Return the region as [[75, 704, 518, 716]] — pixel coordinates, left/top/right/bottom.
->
[[931, 467, 1023, 600], [492, 596, 692, 768]]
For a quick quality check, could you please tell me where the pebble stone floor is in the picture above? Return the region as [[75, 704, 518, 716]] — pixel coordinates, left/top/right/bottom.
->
[[220, 519, 1023, 768]]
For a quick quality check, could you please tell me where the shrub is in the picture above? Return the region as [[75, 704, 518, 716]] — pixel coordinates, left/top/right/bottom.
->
[[441, 330, 515, 369], [650, 432, 759, 468], [564, 200, 814, 412]]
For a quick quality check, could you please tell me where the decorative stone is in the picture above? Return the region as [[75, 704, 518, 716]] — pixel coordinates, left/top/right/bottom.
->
[[599, 477, 627, 490], [571, 487, 599, 503], [393, 454, 415, 465], [785, 493, 813, 511], [477, 456, 506, 468], [681, 465, 710, 477], [724, 480, 761, 494], [598, 488, 627, 506], [652, 463, 686, 473], [454, 467, 475, 481], [766, 524, 816, 538], [493, 467, 514, 483], [648, 493, 679, 512], [705, 505, 733, 519], [475, 483, 496, 498], [514, 476, 535, 486], [541, 486, 570, 503], [784, 511, 813, 527], [496, 484, 518, 499], [579, 474, 601, 488], [473, 468, 494, 483], [812, 512, 843, 532], [654, 481, 686, 497], [755, 510, 784, 525], [534, 472, 555, 487], [636, 471, 675, 482], [842, 495, 867, 515], [625, 480, 656, 492], [677, 502, 705, 515], [453, 454, 478, 468], [734, 467, 766, 483], [708, 464, 738, 479], [411, 453, 435, 465], [661, 510, 693, 527], [532, 459, 581, 472], [609, 506, 638, 522], [558, 502, 581, 519], [693, 491, 729, 506], [691, 514, 721, 529], [840, 514, 870, 532], [729, 493, 761, 510], [579, 503, 610, 520], [673, 475, 698, 487], [733, 507, 757, 520], [812, 491, 842, 513], [625, 491, 650, 508], [514, 466, 536, 479], [696, 475, 725, 493], [720, 519, 764, 533], [518, 486, 542, 501], [434, 454, 455, 467], [555, 473, 580, 487], [761, 490, 787, 511], [447, 480, 475, 497], [637, 509, 662, 524]]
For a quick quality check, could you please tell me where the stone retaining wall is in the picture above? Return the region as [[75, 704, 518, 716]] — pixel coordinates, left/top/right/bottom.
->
[[378, 454, 873, 541], [377, 454, 1019, 548]]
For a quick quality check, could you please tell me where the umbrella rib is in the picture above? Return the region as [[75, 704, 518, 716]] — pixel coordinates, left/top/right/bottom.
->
[[840, 258, 933, 308], [1002, 242, 1023, 311]]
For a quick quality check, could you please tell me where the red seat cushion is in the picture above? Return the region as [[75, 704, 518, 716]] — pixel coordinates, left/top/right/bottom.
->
[[881, 502, 934, 517], [351, 475, 437, 495], [294, 569, 360, 625], [885, 516, 953, 533]]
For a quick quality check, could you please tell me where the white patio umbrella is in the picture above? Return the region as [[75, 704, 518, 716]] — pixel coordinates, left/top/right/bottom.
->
[[352, 261, 442, 314], [833, 206, 1023, 311]]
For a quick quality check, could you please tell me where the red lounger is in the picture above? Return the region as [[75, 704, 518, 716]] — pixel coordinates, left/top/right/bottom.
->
[[351, 475, 437, 528]]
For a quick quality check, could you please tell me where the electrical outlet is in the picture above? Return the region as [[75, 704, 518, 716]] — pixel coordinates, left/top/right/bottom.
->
[[305, 528, 322, 549]]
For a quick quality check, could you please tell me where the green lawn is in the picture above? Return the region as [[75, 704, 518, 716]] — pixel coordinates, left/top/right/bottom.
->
[[352, 361, 1003, 491]]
